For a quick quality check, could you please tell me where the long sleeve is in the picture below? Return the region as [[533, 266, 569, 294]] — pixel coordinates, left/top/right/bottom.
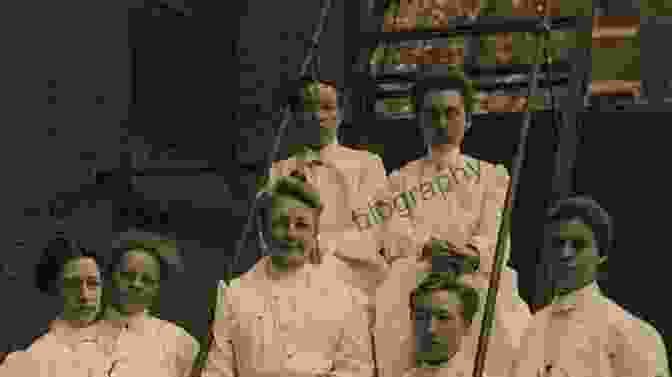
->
[[360, 153, 395, 256], [611, 317, 670, 377], [203, 280, 238, 377], [468, 163, 510, 275], [0, 351, 43, 377], [507, 316, 542, 377], [648, 328, 670, 377], [331, 288, 376, 377], [320, 152, 391, 285], [382, 168, 426, 260], [361, 154, 388, 202], [381, 169, 424, 260]]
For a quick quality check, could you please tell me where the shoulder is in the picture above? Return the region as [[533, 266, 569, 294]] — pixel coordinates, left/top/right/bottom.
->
[[152, 318, 200, 362], [522, 306, 553, 338], [604, 299, 669, 372], [470, 156, 509, 187], [154, 317, 199, 349], [335, 145, 383, 169], [337, 145, 374, 158], [218, 277, 247, 307], [23, 327, 54, 354], [225, 276, 243, 291], [395, 159, 424, 177], [462, 154, 484, 177], [606, 299, 665, 346], [0, 350, 41, 373]]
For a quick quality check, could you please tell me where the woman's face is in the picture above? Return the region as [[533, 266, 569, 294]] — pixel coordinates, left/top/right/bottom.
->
[[111, 249, 161, 315], [59, 257, 102, 327]]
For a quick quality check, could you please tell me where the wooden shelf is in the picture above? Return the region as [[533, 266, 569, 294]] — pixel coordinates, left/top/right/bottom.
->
[[592, 26, 639, 39], [589, 80, 641, 97]]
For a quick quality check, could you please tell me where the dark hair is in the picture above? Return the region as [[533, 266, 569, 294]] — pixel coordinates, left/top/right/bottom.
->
[[412, 273, 480, 326], [256, 177, 323, 264], [35, 237, 104, 296], [546, 196, 613, 257], [289, 77, 343, 111], [266, 176, 323, 213], [412, 67, 477, 115], [108, 232, 184, 280]]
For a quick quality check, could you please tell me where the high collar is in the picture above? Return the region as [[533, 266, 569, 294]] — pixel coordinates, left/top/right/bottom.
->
[[258, 256, 312, 284], [48, 317, 102, 345], [551, 281, 602, 313], [424, 149, 465, 171], [317, 139, 340, 159], [103, 306, 150, 333], [416, 348, 468, 372]]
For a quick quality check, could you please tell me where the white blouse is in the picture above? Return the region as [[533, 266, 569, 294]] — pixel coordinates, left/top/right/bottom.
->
[[101, 308, 200, 377], [0, 310, 199, 377], [0, 318, 116, 377]]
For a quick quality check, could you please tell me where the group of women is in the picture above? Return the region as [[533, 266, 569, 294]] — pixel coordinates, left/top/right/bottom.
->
[[0, 232, 199, 377]]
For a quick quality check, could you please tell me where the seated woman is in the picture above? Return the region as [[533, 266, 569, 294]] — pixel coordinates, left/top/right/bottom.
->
[[0, 237, 111, 376], [100, 230, 199, 377]]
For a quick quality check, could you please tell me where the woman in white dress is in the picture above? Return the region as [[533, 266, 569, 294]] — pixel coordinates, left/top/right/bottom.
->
[[0, 237, 113, 377], [100, 230, 199, 377]]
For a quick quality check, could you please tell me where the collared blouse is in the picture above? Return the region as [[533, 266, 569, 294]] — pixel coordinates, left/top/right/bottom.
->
[[510, 282, 669, 377], [100, 307, 199, 377]]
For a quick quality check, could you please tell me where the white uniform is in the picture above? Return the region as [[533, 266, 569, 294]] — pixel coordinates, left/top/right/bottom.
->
[[401, 349, 491, 377], [0, 318, 114, 377], [203, 256, 374, 377], [375, 153, 531, 377], [510, 282, 669, 377], [100, 307, 200, 377]]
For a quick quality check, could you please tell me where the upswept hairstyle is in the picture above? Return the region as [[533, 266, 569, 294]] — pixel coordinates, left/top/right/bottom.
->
[[35, 237, 104, 296], [411, 272, 480, 326], [412, 66, 477, 115], [288, 77, 343, 110], [260, 175, 324, 213], [108, 230, 184, 280], [546, 196, 613, 257], [257, 176, 324, 264]]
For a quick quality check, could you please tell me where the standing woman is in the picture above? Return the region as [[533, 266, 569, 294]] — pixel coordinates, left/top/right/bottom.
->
[[101, 230, 199, 377], [0, 237, 111, 376]]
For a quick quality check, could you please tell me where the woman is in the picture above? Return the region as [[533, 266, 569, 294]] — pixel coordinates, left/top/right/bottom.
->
[[0, 237, 112, 376], [100, 230, 199, 377]]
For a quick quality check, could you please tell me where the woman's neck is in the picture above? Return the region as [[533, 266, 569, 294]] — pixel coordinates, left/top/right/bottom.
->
[[67, 319, 91, 329], [106, 304, 147, 320], [429, 145, 459, 161], [267, 258, 306, 280]]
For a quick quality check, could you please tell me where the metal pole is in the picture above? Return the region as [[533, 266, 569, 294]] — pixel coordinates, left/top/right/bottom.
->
[[194, 2, 335, 376], [226, 0, 335, 284], [472, 19, 548, 377], [532, 15, 592, 312]]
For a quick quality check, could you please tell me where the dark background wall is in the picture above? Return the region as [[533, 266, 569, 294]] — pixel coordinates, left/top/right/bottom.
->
[[0, 0, 345, 354]]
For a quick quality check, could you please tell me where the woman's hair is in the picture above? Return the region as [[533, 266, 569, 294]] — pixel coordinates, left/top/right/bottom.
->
[[412, 273, 480, 326], [412, 66, 477, 115], [288, 77, 343, 110], [547, 196, 613, 257], [258, 176, 324, 264], [107, 231, 184, 280], [267, 176, 323, 212], [35, 237, 103, 296]]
